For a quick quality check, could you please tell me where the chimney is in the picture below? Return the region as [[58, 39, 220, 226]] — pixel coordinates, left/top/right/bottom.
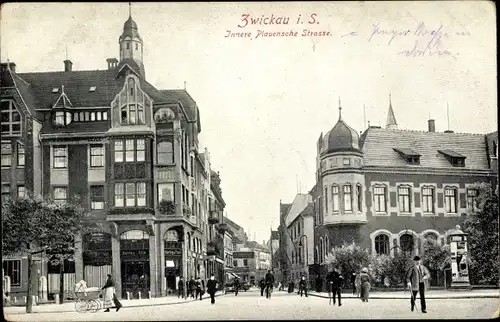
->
[[428, 119, 436, 132], [106, 58, 118, 70], [64, 60, 73, 72], [1, 62, 16, 73]]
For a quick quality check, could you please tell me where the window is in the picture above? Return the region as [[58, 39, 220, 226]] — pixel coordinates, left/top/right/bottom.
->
[[103, 112, 108, 121], [1, 184, 10, 203], [399, 234, 414, 254], [126, 183, 136, 206], [243, 259, 248, 266], [343, 158, 350, 166], [137, 182, 146, 206], [84, 112, 90, 121], [373, 186, 387, 213], [115, 183, 124, 207], [136, 139, 145, 162], [53, 187, 67, 204], [90, 112, 95, 121], [467, 189, 478, 212], [356, 184, 362, 211], [17, 185, 25, 199], [331, 185, 339, 212], [54, 111, 65, 126], [3, 260, 21, 286], [96, 112, 102, 121], [74, 113, 79, 122], [375, 234, 390, 255], [90, 145, 104, 167], [115, 182, 146, 207], [135, 43, 138, 50], [125, 140, 134, 162], [90, 185, 104, 210], [158, 183, 175, 202], [324, 186, 328, 214], [89, 86, 96, 92], [343, 184, 352, 211], [422, 187, 434, 213], [1, 100, 21, 135], [53, 146, 67, 168], [114, 141, 124, 162], [398, 186, 411, 213], [126, 42, 130, 49], [79, 112, 84, 121], [444, 187, 458, 213], [1, 142, 11, 167]]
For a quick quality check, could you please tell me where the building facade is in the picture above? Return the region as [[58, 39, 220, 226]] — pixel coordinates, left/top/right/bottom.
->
[[1, 12, 228, 299], [312, 98, 498, 286]]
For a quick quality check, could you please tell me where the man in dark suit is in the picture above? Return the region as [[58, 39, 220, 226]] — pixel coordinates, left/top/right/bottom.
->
[[406, 255, 429, 313], [298, 275, 308, 297], [265, 270, 275, 299], [326, 267, 343, 306], [206, 274, 218, 305], [234, 277, 240, 296]]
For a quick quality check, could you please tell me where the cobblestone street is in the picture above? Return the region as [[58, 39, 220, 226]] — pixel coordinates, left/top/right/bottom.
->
[[5, 290, 498, 321]]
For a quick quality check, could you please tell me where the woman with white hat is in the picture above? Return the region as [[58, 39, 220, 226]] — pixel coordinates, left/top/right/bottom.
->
[[359, 267, 372, 302]]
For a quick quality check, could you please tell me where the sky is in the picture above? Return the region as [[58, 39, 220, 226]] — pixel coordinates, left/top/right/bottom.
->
[[1, 1, 497, 245]]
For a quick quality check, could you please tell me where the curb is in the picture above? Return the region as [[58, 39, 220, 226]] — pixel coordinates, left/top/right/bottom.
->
[[5, 293, 227, 315], [307, 293, 499, 300]]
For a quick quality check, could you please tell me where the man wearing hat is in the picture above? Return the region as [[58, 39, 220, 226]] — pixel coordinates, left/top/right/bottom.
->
[[406, 255, 429, 313]]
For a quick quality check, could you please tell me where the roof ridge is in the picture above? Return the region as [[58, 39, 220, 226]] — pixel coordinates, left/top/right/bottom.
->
[[373, 127, 491, 136], [17, 69, 110, 75]]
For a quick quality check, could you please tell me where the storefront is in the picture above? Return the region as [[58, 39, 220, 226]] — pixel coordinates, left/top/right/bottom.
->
[[82, 232, 112, 288], [120, 230, 150, 299], [164, 228, 182, 295]]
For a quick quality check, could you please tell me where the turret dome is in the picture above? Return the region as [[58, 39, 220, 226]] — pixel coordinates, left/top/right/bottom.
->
[[322, 101, 361, 154]]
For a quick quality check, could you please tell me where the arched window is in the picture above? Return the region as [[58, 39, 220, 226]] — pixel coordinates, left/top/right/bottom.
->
[[324, 235, 329, 258], [400, 233, 414, 254], [375, 234, 390, 255], [154, 108, 176, 123], [343, 184, 352, 211], [165, 229, 179, 242]]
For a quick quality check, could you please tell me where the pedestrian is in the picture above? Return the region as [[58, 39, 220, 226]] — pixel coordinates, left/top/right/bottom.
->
[[359, 267, 371, 303], [299, 275, 308, 297], [351, 272, 357, 295], [234, 277, 240, 296], [206, 274, 218, 305], [100, 274, 122, 312], [406, 255, 429, 313], [326, 267, 343, 306], [177, 276, 185, 299], [259, 278, 266, 296], [189, 277, 196, 299], [265, 270, 275, 299], [195, 277, 203, 300]]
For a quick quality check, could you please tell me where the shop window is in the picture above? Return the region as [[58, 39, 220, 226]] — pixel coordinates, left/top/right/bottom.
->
[[3, 260, 21, 286]]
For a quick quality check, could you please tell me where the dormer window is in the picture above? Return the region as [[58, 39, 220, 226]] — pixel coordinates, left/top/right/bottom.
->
[[52, 88, 59, 93], [393, 148, 421, 165], [53, 111, 72, 127], [89, 86, 96, 92], [438, 150, 466, 167]]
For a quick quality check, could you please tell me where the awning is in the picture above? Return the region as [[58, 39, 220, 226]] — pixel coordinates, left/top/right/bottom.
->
[[225, 272, 241, 279]]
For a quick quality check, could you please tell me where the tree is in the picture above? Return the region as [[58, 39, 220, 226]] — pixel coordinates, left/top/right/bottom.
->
[[2, 193, 96, 311], [325, 242, 370, 283], [464, 182, 499, 285], [385, 251, 413, 287], [421, 237, 451, 286], [368, 254, 392, 286]]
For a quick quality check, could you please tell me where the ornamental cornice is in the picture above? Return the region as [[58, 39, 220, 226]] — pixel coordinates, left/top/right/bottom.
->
[[363, 166, 493, 177]]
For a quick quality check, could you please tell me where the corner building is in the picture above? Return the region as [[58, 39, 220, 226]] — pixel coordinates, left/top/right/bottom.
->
[[312, 100, 498, 286], [1, 13, 226, 299]]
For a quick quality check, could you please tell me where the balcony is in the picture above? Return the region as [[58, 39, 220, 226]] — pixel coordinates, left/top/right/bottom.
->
[[323, 212, 367, 226], [208, 211, 220, 224]]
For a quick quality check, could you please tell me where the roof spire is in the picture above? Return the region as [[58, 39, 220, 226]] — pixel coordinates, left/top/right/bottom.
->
[[129, 2, 132, 17], [386, 93, 398, 130], [338, 96, 342, 120]]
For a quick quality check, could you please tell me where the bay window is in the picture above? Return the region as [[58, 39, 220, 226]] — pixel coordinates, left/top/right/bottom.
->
[[115, 182, 147, 207], [343, 184, 352, 212], [331, 185, 339, 212]]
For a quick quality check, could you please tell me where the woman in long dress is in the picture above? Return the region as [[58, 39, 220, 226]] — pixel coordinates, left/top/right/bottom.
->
[[101, 274, 115, 312], [359, 267, 372, 302]]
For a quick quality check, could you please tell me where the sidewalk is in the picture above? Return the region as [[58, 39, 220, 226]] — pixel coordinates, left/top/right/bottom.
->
[[4, 293, 226, 315], [304, 288, 499, 300]]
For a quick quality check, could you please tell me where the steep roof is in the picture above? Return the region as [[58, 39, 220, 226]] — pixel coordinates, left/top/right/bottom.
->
[[386, 104, 397, 128], [160, 89, 197, 122], [360, 127, 490, 170], [15, 69, 175, 110], [245, 241, 269, 252], [285, 194, 312, 227]]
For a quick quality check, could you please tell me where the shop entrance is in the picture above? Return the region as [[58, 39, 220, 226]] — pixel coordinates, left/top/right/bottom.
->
[[164, 228, 183, 295], [120, 230, 150, 299]]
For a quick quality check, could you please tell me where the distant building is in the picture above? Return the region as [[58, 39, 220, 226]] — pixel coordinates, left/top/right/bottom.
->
[[311, 97, 497, 287], [232, 241, 270, 285]]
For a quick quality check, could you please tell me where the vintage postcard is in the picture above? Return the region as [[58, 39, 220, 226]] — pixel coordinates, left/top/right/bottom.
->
[[1, 1, 498, 321]]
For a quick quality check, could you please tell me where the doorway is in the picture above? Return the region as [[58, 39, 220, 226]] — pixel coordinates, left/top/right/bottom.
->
[[121, 261, 150, 299]]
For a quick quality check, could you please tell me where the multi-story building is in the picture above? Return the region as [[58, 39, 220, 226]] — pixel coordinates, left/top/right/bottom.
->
[[312, 98, 498, 286], [232, 244, 256, 284], [1, 11, 228, 299], [278, 194, 314, 285]]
